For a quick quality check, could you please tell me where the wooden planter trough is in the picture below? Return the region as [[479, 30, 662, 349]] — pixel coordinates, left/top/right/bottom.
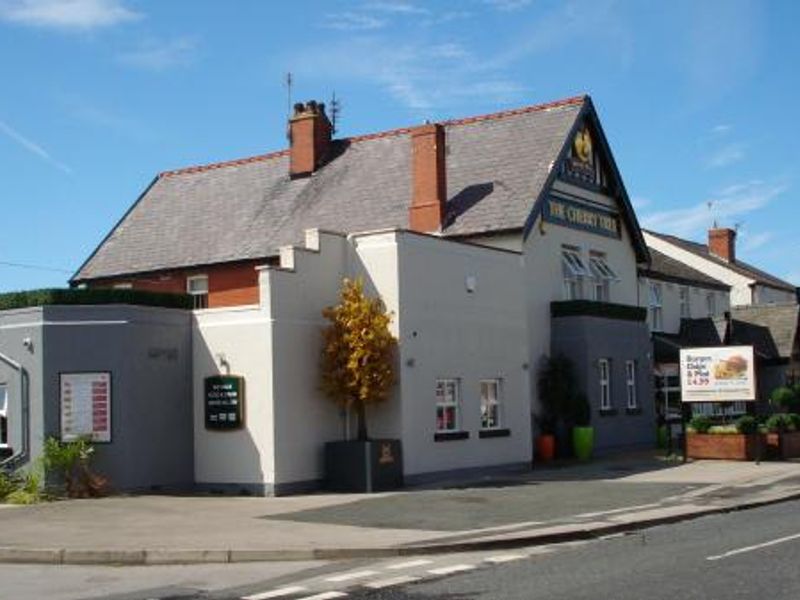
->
[[686, 433, 760, 461], [765, 431, 800, 460]]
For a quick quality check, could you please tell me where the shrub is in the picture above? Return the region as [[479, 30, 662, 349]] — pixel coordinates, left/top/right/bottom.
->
[[0, 288, 192, 311], [0, 471, 19, 500], [5, 469, 44, 505], [770, 387, 798, 412], [789, 413, 800, 430], [43, 437, 107, 498], [689, 415, 713, 434], [765, 413, 795, 433], [708, 425, 738, 434], [735, 415, 759, 435]]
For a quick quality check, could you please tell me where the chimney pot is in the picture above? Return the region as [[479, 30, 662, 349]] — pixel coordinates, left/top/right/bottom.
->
[[708, 227, 736, 263], [289, 98, 332, 178]]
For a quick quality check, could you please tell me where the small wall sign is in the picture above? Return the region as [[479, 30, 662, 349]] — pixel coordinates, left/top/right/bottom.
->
[[205, 375, 245, 430]]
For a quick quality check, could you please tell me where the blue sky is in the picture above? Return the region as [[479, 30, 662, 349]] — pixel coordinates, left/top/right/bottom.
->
[[0, 0, 798, 292]]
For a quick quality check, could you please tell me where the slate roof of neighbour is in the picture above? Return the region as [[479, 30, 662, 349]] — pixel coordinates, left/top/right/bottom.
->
[[731, 304, 800, 359], [74, 96, 587, 282], [639, 248, 729, 291], [644, 230, 796, 292]]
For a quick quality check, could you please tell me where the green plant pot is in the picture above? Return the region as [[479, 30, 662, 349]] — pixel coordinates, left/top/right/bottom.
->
[[656, 425, 668, 449], [572, 427, 594, 461]]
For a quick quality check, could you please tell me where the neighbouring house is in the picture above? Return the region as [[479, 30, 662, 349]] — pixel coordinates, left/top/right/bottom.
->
[[643, 229, 797, 307]]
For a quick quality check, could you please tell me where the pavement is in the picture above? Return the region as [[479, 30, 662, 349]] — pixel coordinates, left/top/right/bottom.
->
[[1, 453, 799, 566]]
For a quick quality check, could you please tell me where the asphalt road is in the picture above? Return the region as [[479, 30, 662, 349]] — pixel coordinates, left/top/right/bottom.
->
[[347, 500, 800, 600]]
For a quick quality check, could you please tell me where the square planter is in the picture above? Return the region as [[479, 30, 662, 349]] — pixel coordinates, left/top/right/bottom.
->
[[686, 433, 759, 460], [765, 431, 800, 460], [325, 439, 403, 493]]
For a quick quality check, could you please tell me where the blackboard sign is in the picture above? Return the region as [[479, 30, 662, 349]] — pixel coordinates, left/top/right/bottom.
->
[[205, 375, 245, 430]]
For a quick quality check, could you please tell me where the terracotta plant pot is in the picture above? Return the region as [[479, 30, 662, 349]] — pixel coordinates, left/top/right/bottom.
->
[[572, 427, 594, 461], [536, 434, 556, 462]]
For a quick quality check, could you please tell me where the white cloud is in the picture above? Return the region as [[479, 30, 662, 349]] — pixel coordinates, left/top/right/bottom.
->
[[739, 230, 773, 252], [0, 118, 72, 174], [631, 196, 651, 211], [640, 180, 787, 239], [482, 0, 533, 11], [0, 0, 139, 30], [117, 37, 197, 71], [706, 142, 746, 168], [321, 11, 386, 30], [785, 271, 800, 286], [712, 124, 732, 135], [362, 1, 429, 14]]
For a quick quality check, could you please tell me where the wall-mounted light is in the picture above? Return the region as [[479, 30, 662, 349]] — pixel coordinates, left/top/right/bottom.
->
[[22, 337, 33, 353], [465, 275, 477, 293], [216, 353, 230, 374]]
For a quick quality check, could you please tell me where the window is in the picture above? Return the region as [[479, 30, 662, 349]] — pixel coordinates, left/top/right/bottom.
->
[[706, 292, 716, 317], [480, 379, 502, 429], [187, 275, 209, 309], [693, 402, 746, 417], [648, 283, 663, 331], [562, 246, 587, 300], [112, 283, 133, 290], [0, 383, 8, 448], [655, 371, 682, 421], [625, 361, 637, 409], [588, 252, 616, 302], [679, 286, 690, 319], [435, 379, 460, 432], [599, 359, 611, 410]]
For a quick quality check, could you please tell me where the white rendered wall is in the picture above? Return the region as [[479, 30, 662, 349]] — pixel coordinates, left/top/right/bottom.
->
[[637, 277, 731, 335], [753, 285, 796, 305], [192, 305, 275, 487], [393, 232, 530, 476]]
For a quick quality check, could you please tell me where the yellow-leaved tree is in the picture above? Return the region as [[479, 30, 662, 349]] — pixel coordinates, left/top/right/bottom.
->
[[321, 278, 397, 441]]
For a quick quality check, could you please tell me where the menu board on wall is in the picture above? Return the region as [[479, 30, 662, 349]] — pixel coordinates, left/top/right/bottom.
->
[[679, 346, 756, 403], [205, 375, 245, 430], [60, 372, 112, 442]]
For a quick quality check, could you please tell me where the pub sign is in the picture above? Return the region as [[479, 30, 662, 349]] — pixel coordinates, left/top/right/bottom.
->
[[205, 375, 245, 430]]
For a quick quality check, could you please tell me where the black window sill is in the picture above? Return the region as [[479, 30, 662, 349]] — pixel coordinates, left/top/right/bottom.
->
[[434, 431, 469, 442], [598, 408, 618, 417], [625, 407, 643, 415], [479, 428, 511, 439]]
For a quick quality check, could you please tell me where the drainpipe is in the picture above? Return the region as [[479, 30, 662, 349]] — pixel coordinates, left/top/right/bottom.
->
[[0, 351, 29, 472]]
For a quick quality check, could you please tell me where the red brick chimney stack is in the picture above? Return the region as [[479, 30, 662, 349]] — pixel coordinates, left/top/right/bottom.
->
[[289, 100, 332, 178], [409, 123, 447, 232], [708, 227, 736, 263]]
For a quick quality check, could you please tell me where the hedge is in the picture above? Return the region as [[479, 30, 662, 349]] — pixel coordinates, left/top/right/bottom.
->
[[550, 300, 647, 322], [0, 288, 193, 311]]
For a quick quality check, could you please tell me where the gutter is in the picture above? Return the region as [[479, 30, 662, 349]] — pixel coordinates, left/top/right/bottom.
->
[[0, 351, 30, 472]]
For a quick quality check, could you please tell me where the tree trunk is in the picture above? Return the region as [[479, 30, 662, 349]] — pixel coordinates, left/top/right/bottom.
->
[[356, 401, 368, 441]]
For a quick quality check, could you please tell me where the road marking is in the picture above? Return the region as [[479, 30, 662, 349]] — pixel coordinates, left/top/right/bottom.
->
[[428, 564, 476, 575], [707, 532, 800, 561], [242, 587, 307, 600], [296, 593, 348, 600], [325, 570, 378, 582], [484, 553, 527, 563], [365, 575, 421, 589], [385, 558, 433, 570]]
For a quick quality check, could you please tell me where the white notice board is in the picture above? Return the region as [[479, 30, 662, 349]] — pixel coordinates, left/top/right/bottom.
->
[[60, 372, 112, 442], [679, 346, 756, 403]]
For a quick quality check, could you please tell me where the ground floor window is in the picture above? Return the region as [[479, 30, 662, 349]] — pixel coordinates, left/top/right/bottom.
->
[[655, 370, 682, 421], [436, 379, 460, 432], [480, 379, 502, 429], [0, 383, 8, 447], [599, 359, 611, 410], [693, 402, 747, 418], [625, 360, 637, 409]]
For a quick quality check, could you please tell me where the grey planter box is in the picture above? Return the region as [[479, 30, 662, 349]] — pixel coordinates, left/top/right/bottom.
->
[[325, 439, 403, 493]]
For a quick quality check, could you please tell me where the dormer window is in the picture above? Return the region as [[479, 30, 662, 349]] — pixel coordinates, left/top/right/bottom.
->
[[562, 246, 586, 300], [589, 252, 616, 302]]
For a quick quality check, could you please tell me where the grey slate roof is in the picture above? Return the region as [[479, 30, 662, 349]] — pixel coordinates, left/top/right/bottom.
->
[[731, 304, 800, 359], [639, 248, 729, 291], [74, 97, 585, 281], [644, 230, 796, 292]]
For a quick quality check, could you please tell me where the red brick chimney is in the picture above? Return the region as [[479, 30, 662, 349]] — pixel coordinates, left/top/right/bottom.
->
[[409, 123, 447, 232], [708, 227, 736, 263], [289, 100, 332, 178]]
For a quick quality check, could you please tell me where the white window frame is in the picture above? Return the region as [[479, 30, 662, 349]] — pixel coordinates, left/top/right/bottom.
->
[[0, 383, 8, 448], [625, 360, 637, 410], [588, 251, 615, 302], [562, 246, 587, 300], [435, 379, 461, 433], [706, 292, 716, 317], [187, 275, 209, 310], [679, 286, 690, 319], [648, 283, 663, 331], [599, 359, 611, 410], [480, 379, 503, 430]]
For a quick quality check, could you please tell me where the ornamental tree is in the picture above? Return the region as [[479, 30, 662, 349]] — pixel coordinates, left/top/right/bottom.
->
[[320, 278, 397, 441]]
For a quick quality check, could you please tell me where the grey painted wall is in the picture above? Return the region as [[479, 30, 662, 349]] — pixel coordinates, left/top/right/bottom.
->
[[0, 305, 193, 491], [551, 314, 656, 454]]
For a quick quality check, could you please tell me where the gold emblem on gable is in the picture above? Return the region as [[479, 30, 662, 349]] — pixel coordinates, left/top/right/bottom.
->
[[573, 127, 593, 164]]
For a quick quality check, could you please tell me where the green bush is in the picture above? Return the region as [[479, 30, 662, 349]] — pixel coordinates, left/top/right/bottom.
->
[[0, 288, 192, 312], [708, 425, 738, 434], [0, 471, 20, 500], [43, 437, 107, 498], [689, 415, 713, 434], [770, 387, 799, 412], [789, 414, 800, 430], [735, 415, 759, 435], [5, 469, 44, 505], [765, 413, 795, 433]]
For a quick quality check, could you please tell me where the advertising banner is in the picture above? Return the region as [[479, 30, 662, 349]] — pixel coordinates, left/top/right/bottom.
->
[[205, 375, 245, 430], [60, 372, 112, 442], [679, 346, 756, 402]]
